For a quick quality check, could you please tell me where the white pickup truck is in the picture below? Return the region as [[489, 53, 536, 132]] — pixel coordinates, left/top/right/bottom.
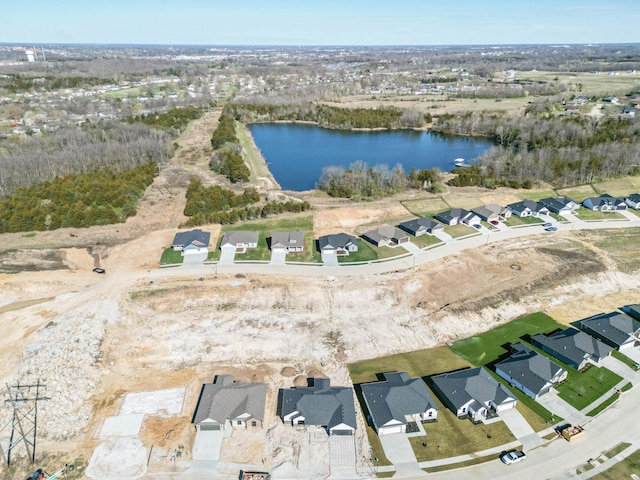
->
[[500, 450, 526, 465]]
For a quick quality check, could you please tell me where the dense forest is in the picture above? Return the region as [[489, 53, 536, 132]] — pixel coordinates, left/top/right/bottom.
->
[[432, 110, 640, 187], [0, 121, 170, 197], [0, 162, 157, 233], [209, 113, 250, 182], [182, 177, 311, 226]]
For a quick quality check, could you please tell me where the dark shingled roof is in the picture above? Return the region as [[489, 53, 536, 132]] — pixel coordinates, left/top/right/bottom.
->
[[431, 367, 514, 411], [361, 372, 438, 431], [280, 378, 356, 431], [172, 229, 210, 249], [495, 343, 566, 395], [578, 312, 640, 348], [532, 328, 612, 367], [318, 233, 358, 250], [398, 218, 443, 235], [192, 375, 267, 426]]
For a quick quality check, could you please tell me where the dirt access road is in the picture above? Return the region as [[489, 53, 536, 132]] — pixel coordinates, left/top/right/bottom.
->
[[2, 112, 640, 478]]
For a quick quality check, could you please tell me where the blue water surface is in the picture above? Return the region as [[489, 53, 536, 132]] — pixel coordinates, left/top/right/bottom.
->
[[248, 123, 493, 191]]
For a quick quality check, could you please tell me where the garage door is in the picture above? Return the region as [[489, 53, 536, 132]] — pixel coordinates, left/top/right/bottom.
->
[[199, 424, 221, 431], [332, 429, 354, 436], [380, 425, 404, 435]]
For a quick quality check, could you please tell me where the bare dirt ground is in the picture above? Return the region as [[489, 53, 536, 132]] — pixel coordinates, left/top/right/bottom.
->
[[2, 111, 640, 479]]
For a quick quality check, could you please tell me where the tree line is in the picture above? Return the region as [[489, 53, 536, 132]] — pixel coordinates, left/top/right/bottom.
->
[[128, 105, 204, 135], [225, 103, 426, 129], [182, 177, 311, 227], [0, 162, 157, 233], [317, 160, 442, 198], [209, 113, 250, 183]]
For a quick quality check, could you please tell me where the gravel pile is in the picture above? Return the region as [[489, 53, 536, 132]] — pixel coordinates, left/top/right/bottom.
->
[[0, 300, 117, 440]]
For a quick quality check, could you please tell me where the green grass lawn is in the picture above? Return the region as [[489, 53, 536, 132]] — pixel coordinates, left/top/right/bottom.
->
[[365, 424, 392, 467], [504, 215, 544, 227], [348, 346, 473, 384], [449, 312, 563, 366], [401, 199, 450, 217], [444, 224, 477, 238], [159, 247, 184, 265], [423, 455, 499, 473], [215, 214, 321, 263], [589, 448, 640, 480], [555, 185, 598, 202], [409, 399, 516, 461], [575, 209, 625, 220], [555, 364, 622, 410], [612, 350, 640, 370], [340, 239, 406, 263], [411, 234, 443, 248]]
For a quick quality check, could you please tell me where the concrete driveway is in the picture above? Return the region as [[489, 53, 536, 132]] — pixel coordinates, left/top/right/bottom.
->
[[537, 389, 587, 425], [322, 253, 339, 266], [499, 408, 544, 450], [183, 251, 207, 264], [433, 230, 453, 243], [379, 433, 423, 477], [400, 242, 420, 254], [617, 347, 640, 365], [219, 247, 236, 264], [192, 430, 224, 461], [269, 250, 287, 265]]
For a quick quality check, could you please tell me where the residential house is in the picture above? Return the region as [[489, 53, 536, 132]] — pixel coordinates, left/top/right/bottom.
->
[[538, 197, 580, 214], [430, 367, 516, 422], [360, 372, 438, 436], [506, 200, 549, 218], [621, 304, 640, 321], [220, 231, 259, 253], [621, 106, 636, 117], [271, 230, 305, 253], [532, 328, 613, 370], [171, 229, 211, 256], [624, 194, 640, 210], [362, 226, 409, 247], [495, 343, 568, 399], [576, 312, 640, 350], [192, 375, 267, 431], [318, 233, 359, 256], [470, 204, 511, 223], [279, 378, 356, 435], [435, 208, 480, 226], [582, 194, 627, 211], [398, 218, 444, 237]]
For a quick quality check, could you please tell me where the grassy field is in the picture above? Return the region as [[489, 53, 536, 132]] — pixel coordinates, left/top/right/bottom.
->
[[449, 312, 562, 366], [504, 215, 544, 227], [348, 346, 473, 384], [402, 199, 450, 217], [574, 209, 625, 220], [555, 185, 598, 202], [422, 455, 499, 473], [338, 239, 379, 263], [589, 448, 640, 480], [159, 247, 184, 265], [411, 234, 443, 248], [409, 399, 516, 461], [517, 190, 556, 201], [365, 424, 392, 467], [444, 224, 476, 238]]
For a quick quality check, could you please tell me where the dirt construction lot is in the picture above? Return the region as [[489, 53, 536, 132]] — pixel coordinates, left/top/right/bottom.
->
[[2, 113, 640, 479]]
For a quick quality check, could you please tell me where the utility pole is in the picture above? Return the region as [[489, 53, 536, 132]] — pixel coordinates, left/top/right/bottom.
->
[[0, 380, 49, 466]]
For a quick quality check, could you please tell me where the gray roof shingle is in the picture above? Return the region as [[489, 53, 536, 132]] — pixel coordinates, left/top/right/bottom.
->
[[532, 328, 612, 367], [193, 375, 267, 426], [495, 343, 566, 395], [431, 367, 514, 412]]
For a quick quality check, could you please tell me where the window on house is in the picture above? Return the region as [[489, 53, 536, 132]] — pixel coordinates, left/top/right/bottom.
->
[[237, 420, 242, 425], [252, 421, 257, 427]]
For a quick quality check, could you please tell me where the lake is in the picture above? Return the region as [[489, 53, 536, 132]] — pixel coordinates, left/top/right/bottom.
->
[[248, 123, 493, 191]]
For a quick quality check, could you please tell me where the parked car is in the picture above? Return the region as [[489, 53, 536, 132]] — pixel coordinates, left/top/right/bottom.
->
[[542, 222, 552, 227], [472, 224, 482, 230], [92, 267, 106, 274], [500, 450, 526, 465], [490, 220, 499, 226], [545, 227, 558, 232]]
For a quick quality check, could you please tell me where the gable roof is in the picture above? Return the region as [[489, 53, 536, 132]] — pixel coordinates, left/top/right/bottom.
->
[[172, 229, 211, 249], [622, 304, 640, 321], [532, 328, 613, 366], [495, 343, 566, 394], [271, 230, 304, 248], [577, 311, 640, 347], [318, 233, 358, 250], [280, 378, 356, 430], [435, 208, 469, 223], [626, 194, 640, 203], [193, 375, 267, 425], [431, 367, 514, 410], [363, 226, 408, 244], [584, 194, 626, 208], [220, 231, 259, 247], [507, 199, 548, 214], [398, 217, 443, 234], [470, 204, 505, 220], [361, 372, 438, 430], [538, 196, 578, 212]]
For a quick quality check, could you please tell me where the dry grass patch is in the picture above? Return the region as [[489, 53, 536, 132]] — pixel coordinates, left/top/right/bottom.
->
[[402, 198, 450, 217], [555, 185, 598, 202]]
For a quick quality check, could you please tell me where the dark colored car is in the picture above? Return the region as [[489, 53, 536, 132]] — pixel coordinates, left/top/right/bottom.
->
[[545, 227, 558, 232], [93, 267, 106, 274]]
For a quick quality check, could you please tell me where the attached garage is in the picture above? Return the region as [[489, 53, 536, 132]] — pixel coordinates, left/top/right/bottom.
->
[[379, 425, 405, 436], [198, 423, 222, 431]]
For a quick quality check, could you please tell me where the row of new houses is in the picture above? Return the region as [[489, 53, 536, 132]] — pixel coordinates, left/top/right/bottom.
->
[[171, 192, 640, 258], [191, 306, 640, 437]]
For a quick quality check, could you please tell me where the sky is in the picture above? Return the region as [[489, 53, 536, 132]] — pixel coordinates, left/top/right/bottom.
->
[[3, 0, 639, 46]]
